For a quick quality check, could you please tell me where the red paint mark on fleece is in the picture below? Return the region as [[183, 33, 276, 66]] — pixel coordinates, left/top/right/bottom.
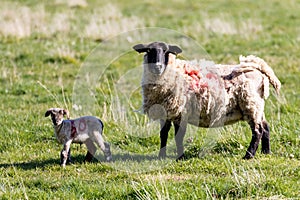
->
[[78, 118, 86, 132], [184, 64, 220, 92], [70, 120, 77, 138], [184, 64, 202, 91]]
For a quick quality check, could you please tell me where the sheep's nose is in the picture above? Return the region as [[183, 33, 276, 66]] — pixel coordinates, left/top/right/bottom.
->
[[155, 62, 162, 67]]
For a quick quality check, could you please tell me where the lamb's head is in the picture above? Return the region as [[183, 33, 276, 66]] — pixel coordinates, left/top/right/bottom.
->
[[45, 108, 70, 126], [133, 42, 182, 75]]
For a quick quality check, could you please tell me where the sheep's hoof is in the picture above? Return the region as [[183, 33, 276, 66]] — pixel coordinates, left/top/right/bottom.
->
[[243, 153, 254, 160], [158, 148, 167, 159], [84, 152, 94, 162], [176, 154, 186, 161], [158, 152, 166, 160], [104, 149, 112, 162], [84, 158, 93, 163], [67, 161, 74, 165], [66, 158, 73, 165], [261, 149, 271, 154], [106, 155, 112, 162]]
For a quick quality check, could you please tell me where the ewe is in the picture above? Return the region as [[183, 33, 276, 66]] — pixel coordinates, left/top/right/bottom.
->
[[133, 42, 280, 160]]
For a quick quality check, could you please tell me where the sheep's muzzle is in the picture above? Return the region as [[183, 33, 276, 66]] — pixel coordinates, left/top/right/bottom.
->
[[147, 63, 166, 75]]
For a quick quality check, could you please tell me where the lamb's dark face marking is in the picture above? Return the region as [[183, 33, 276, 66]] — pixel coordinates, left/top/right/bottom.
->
[[45, 108, 69, 126], [133, 42, 182, 75]]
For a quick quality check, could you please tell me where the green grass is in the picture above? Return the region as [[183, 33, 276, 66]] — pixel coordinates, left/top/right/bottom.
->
[[1, 0, 299, 199]]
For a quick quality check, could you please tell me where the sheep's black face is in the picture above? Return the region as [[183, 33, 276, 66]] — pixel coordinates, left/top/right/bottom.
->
[[146, 45, 167, 75], [133, 42, 182, 75]]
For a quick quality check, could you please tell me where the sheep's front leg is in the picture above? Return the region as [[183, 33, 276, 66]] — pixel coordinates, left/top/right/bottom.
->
[[174, 121, 187, 161], [243, 123, 263, 159], [159, 120, 171, 159], [61, 140, 72, 167]]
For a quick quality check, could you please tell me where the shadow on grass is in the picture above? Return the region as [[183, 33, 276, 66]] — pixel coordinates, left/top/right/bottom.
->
[[0, 154, 179, 171], [0, 158, 59, 170], [0, 155, 88, 170], [107, 153, 162, 162]]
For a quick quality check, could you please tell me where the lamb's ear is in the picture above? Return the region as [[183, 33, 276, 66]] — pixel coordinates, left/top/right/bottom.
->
[[45, 110, 52, 117], [133, 44, 148, 53], [167, 45, 182, 55], [63, 109, 70, 119]]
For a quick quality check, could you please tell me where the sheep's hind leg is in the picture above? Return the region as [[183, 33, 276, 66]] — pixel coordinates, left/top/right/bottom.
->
[[159, 120, 171, 159], [174, 121, 187, 161], [243, 122, 263, 159], [84, 139, 96, 162], [93, 132, 112, 162], [261, 121, 270, 154], [103, 142, 112, 162]]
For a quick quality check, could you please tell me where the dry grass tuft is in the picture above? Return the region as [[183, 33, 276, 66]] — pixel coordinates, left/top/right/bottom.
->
[[204, 18, 238, 35], [0, 2, 142, 40], [49, 13, 72, 35], [0, 4, 46, 38], [0, 3, 72, 38], [183, 15, 263, 39], [55, 0, 88, 8], [204, 17, 263, 37], [83, 4, 143, 40]]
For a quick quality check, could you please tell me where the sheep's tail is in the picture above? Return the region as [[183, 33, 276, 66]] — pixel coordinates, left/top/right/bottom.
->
[[238, 55, 281, 95], [98, 119, 104, 130]]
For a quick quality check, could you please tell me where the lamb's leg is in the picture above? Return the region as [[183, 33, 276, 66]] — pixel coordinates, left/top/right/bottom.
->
[[174, 121, 187, 161], [67, 148, 72, 164], [261, 121, 270, 154], [103, 142, 112, 162], [85, 151, 94, 162], [61, 140, 72, 167], [243, 122, 263, 159], [84, 138, 96, 162], [93, 132, 112, 162], [159, 119, 171, 159]]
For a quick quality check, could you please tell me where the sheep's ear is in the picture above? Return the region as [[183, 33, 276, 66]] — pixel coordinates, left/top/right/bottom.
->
[[167, 45, 182, 55], [63, 109, 70, 119], [45, 110, 52, 117], [133, 44, 148, 53]]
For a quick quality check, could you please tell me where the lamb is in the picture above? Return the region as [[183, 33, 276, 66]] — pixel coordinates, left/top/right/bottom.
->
[[133, 42, 281, 160], [45, 108, 112, 167]]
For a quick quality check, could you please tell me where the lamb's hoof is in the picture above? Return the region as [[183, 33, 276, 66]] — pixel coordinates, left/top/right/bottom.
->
[[84, 151, 94, 163], [66, 158, 73, 165], [104, 149, 112, 162], [84, 158, 93, 163], [106, 155, 112, 162], [67, 161, 74, 165], [176, 154, 185, 161]]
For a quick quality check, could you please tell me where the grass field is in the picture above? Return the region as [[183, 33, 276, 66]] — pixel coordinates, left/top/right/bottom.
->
[[0, 0, 299, 199]]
